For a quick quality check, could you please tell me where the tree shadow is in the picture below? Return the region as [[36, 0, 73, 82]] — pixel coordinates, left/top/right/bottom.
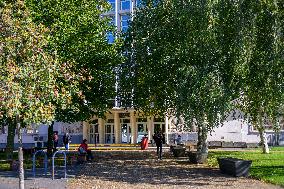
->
[[75, 159, 241, 187]]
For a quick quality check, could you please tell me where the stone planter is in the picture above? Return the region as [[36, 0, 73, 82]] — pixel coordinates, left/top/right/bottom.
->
[[172, 147, 186, 157], [217, 157, 252, 177], [188, 152, 207, 164]]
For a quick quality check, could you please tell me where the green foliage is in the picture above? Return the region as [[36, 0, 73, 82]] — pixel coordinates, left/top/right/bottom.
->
[[26, 0, 123, 122], [121, 0, 242, 131], [0, 0, 65, 125], [121, 0, 284, 154], [236, 0, 284, 127], [208, 149, 284, 187]]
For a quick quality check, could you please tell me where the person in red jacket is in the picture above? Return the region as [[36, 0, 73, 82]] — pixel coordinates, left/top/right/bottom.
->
[[78, 139, 94, 161]]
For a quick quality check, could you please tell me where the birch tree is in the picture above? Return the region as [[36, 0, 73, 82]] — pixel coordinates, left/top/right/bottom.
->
[[121, 0, 243, 163], [122, 0, 284, 159], [237, 0, 284, 153]]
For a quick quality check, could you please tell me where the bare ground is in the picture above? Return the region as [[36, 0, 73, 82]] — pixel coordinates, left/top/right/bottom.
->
[[67, 158, 283, 189]]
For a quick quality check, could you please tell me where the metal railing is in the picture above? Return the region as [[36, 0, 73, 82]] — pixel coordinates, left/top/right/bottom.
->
[[32, 150, 48, 178], [52, 150, 67, 180]]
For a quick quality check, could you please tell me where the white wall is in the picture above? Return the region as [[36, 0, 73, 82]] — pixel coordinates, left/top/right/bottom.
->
[[208, 120, 260, 143]]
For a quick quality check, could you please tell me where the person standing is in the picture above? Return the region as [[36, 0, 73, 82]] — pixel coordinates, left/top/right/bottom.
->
[[63, 133, 71, 150], [53, 132, 59, 151], [153, 130, 163, 160], [176, 135, 182, 145]]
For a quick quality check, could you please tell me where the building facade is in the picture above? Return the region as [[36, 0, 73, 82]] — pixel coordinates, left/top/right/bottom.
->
[[1, 108, 284, 149]]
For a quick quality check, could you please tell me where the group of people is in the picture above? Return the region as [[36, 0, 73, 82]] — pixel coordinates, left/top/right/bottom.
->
[[53, 132, 94, 161], [52, 130, 165, 161], [52, 132, 71, 150]]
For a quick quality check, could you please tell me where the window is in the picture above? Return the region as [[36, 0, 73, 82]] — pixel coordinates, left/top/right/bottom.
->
[[154, 118, 164, 122], [107, 119, 114, 123], [137, 118, 147, 122], [119, 113, 130, 118], [109, 16, 115, 26], [120, 15, 130, 33], [120, 0, 131, 10], [107, 32, 115, 43], [136, 0, 142, 7], [90, 123, 99, 144], [0, 126, 7, 134], [105, 124, 115, 143], [107, 16, 115, 43], [107, 0, 115, 11]]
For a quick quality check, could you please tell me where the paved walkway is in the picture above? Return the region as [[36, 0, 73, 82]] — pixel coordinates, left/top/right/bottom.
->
[[0, 166, 78, 189]]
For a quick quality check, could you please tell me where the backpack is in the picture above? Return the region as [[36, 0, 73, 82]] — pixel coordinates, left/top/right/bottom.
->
[[78, 147, 86, 154]]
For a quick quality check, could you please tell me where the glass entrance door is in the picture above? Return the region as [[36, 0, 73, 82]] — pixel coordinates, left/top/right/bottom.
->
[[105, 124, 115, 144], [137, 118, 148, 143], [121, 118, 131, 143], [89, 124, 99, 144]]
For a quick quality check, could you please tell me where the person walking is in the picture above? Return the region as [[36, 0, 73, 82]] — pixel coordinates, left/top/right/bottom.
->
[[63, 133, 71, 150], [153, 130, 163, 160]]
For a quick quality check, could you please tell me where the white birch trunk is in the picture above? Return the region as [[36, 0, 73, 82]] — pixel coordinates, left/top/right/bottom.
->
[[196, 123, 208, 163], [17, 122, 25, 189], [255, 113, 269, 154], [259, 128, 270, 154]]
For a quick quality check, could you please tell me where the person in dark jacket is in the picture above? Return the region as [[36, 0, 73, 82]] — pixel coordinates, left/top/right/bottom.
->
[[53, 132, 59, 151], [153, 130, 163, 160], [63, 133, 71, 150]]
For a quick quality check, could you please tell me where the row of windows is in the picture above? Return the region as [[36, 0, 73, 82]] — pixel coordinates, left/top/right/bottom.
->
[[107, 14, 131, 43], [107, 15, 130, 30], [107, 0, 142, 11], [105, 0, 140, 43]]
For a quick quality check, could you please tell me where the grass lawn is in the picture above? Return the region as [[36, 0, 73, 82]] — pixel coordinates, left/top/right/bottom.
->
[[208, 147, 284, 187]]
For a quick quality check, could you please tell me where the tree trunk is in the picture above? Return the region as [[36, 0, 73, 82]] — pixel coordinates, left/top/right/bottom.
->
[[18, 146, 24, 189], [17, 120, 25, 189], [196, 123, 208, 163], [258, 127, 269, 154], [275, 133, 280, 146], [6, 118, 16, 160], [255, 114, 269, 154], [47, 122, 54, 157]]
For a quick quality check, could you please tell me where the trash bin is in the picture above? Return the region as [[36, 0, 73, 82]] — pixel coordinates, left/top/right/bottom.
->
[[141, 136, 149, 150]]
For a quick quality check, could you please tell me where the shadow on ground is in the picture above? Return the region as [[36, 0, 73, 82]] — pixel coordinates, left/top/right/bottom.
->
[[74, 159, 239, 188]]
